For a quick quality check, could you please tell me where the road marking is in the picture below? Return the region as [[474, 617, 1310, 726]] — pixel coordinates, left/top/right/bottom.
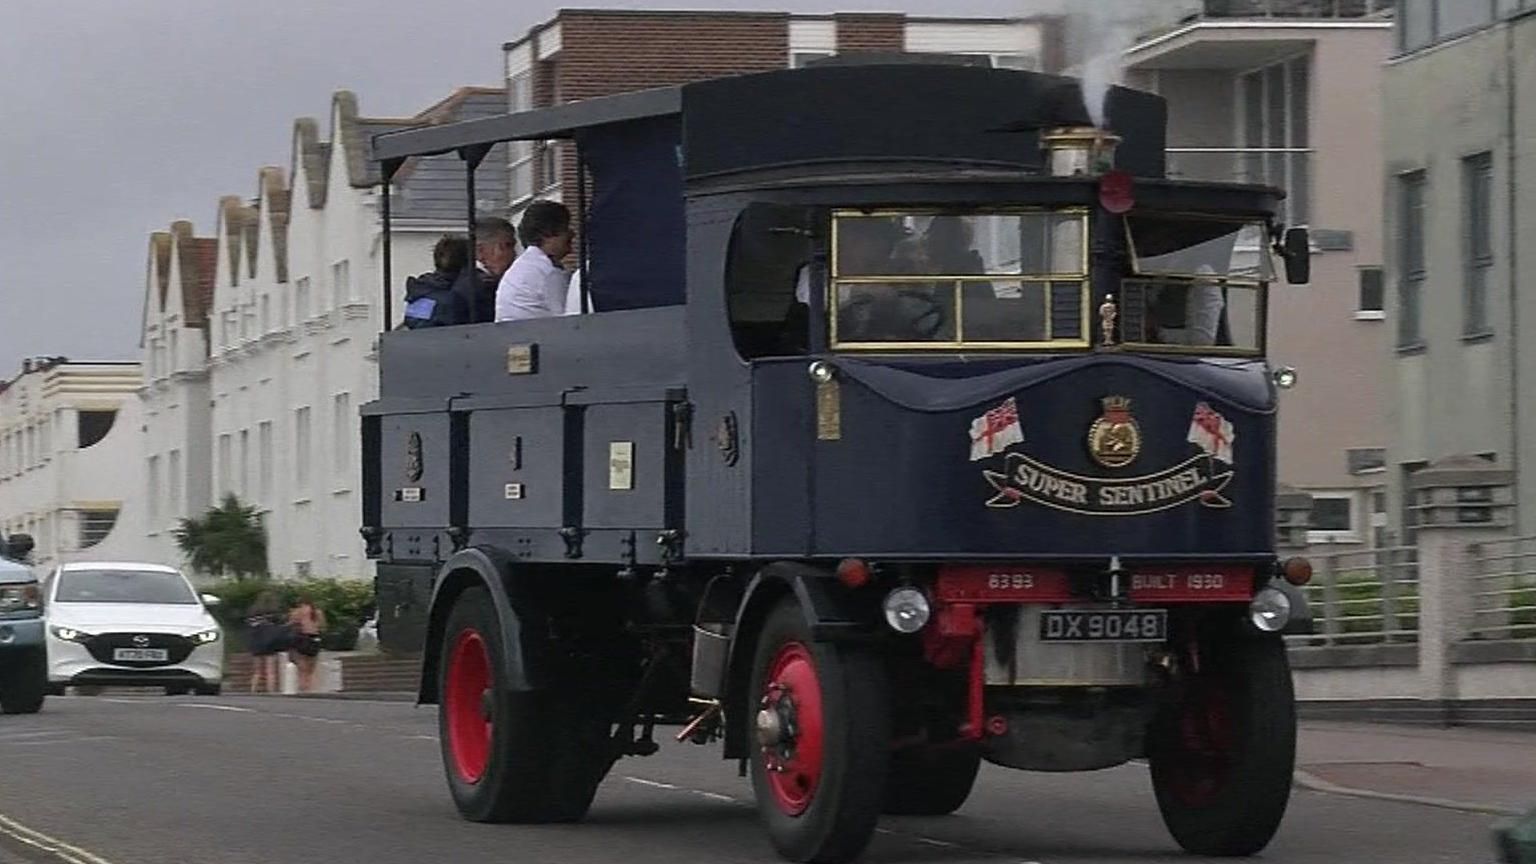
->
[[97, 698, 149, 705], [622, 776, 678, 790], [918, 837, 959, 848], [693, 791, 736, 803], [0, 731, 69, 741], [0, 812, 115, 864], [176, 704, 255, 713]]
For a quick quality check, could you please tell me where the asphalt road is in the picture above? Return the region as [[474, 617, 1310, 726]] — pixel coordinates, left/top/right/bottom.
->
[[0, 695, 1503, 864]]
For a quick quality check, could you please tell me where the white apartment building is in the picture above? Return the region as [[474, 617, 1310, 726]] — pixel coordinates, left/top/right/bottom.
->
[[0, 357, 149, 567], [141, 88, 507, 580]]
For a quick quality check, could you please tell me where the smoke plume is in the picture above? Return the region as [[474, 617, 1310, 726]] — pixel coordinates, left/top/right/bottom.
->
[[1028, 0, 1201, 126]]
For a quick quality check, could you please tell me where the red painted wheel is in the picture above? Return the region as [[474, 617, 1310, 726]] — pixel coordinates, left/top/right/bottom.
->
[[747, 594, 889, 864], [437, 585, 614, 824], [1149, 633, 1296, 856], [759, 642, 826, 816], [444, 629, 493, 784]]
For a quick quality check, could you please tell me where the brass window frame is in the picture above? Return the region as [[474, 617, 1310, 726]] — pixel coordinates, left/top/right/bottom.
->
[[829, 207, 1092, 351], [1120, 213, 1272, 358]]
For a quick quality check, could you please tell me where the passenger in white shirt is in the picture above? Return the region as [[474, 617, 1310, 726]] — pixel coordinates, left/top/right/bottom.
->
[[495, 200, 575, 322]]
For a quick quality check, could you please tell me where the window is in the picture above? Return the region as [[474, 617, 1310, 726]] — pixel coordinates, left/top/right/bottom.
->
[[332, 260, 352, 307], [258, 421, 273, 501], [77, 410, 117, 449], [509, 71, 535, 202], [217, 434, 232, 496], [295, 276, 312, 321], [537, 142, 560, 192], [295, 407, 312, 492], [1307, 491, 1360, 544], [332, 393, 351, 479], [1239, 55, 1310, 225], [1463, 152, 1493, 337], [1397, 171, 1426, 348], [1347, 447, 1387, 474], [279, 291, 291, 329], [260, 293, 271, 333], [239, 429, 250, 496], [147, 455, 161, 523], [829, 210, 1090, 350], [1357, 267, 1385, 319], [168, 329, 179, 371], [168, 449, 182, 513], [77, 510, 118, 550], [791, 50, 833, 69]]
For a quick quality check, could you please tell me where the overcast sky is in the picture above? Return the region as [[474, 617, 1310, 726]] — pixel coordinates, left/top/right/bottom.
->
[[0, 0, 1084, 375]]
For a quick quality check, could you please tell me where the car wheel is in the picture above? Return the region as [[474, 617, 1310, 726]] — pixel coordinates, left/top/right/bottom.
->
[[196, 683, 222, 697]]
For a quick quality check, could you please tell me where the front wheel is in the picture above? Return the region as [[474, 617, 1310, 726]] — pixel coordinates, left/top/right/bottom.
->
[[438, 586, 613, 824], [748, 598, 890, 864], [1148, 632, 1296, 856], [0, 648, 47, 714]]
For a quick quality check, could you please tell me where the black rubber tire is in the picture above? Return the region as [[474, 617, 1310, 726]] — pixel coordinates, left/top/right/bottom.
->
[[0, 648, 47, 715], [748, 598, 891, 864], [883, 746, 981, 815], [196, 683, 222, 697], [1148, 633, 1296, 857], [438, 586, 613, 824], [164, 686, 189, 696]]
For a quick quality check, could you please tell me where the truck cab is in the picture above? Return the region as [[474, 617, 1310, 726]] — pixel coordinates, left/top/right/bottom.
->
[[363, 63, 1314, 864]]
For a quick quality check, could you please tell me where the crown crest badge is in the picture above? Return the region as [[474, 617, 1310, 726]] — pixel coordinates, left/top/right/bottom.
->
[[1087, 395, 1140, 469]]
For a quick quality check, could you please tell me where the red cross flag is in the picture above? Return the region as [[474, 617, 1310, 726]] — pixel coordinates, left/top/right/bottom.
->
[[1187, 402, 1235, 464], [970, 397, 1024, 461]]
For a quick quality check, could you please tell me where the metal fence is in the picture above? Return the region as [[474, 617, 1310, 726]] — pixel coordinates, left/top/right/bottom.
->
[[1287, 545, 1420, 647], [1463, 537, 1536, 641]]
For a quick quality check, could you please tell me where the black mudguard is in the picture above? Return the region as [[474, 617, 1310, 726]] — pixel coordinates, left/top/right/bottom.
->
[[417, 546, 548, 704], [720, 561, 879, 759]]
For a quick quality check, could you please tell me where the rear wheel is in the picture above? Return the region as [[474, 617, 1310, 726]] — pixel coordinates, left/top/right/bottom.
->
[[883, 745, 980, 815], [0, 648, 46, 714], [1148, 633, 1295, 856], [438, 585, 613, 823], [748, 598, 890, 864]]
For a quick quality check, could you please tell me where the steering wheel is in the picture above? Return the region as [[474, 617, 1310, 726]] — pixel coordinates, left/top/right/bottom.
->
[[892, 287, 948, 340]]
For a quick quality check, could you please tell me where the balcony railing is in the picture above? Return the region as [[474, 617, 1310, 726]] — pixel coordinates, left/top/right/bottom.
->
[[1200, 0, 1395, 17], [1165, 147, 1312, 224]]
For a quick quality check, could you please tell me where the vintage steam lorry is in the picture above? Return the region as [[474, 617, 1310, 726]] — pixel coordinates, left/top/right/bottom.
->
[[363, 62, 1315, 863]]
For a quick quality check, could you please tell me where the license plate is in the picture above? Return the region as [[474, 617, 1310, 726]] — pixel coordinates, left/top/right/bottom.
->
[[113, 648, 168, 662], [1039, 609, 1167, 642]]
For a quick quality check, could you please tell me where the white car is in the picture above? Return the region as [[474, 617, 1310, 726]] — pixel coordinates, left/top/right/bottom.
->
[[42, 562, 224, 696]]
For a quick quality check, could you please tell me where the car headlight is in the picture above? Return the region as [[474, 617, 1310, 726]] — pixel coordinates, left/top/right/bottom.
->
[[190, 628, 221, 645], [49, 625, 91, 643], [0, 583, 40, 613]]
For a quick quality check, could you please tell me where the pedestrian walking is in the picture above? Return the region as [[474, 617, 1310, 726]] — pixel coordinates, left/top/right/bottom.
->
[[287, 592, 326, 693], [245, 590, 288, 694]]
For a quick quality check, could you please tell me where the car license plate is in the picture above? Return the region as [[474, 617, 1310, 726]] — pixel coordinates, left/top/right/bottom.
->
[[113, 648, 168, 662], [1039, 609, 1167, 642]]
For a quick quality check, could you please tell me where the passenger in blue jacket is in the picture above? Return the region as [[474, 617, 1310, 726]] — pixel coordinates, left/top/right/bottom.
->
[[402, 235, 473, 328]]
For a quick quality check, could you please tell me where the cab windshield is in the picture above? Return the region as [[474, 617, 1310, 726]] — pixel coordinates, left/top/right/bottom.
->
[[830, 209, 1089, 349], [1119, 216, 1271, 355]]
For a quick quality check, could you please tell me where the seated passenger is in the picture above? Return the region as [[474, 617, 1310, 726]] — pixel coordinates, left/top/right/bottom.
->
[[401, 234, 472, 329], [457, 217, 517, 324], [495, 201, 574, 322]]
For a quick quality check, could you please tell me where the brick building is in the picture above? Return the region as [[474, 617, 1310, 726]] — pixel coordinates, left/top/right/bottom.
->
[[502, 10, 1063, 212]]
